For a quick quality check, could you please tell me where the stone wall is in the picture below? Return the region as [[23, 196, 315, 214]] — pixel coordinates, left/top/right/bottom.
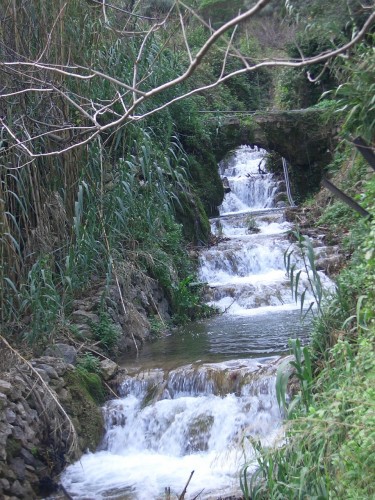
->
[[212, 108, 338, 200], [0, 354, 110, 499]]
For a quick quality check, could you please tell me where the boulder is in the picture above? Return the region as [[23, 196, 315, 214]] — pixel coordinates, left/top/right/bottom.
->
[[100, 359, 118, 381], [44, 344, 77, 365], [71, 310, 99, 323]]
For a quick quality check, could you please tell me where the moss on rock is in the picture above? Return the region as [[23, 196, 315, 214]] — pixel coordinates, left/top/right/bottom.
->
[[64, 371, 104, 452]]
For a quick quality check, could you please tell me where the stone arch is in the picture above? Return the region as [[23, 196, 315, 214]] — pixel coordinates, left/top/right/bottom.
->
[[212, 109, 336, 199]]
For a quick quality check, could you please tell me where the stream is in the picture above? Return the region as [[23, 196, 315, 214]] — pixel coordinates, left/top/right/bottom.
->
[[61, 146, 331, 499]]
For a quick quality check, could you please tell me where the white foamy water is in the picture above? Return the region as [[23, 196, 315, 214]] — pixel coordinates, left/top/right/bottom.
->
[[219, 147, 277, 214], [61, 359, 283, 499], [199, 146, 334, 316]]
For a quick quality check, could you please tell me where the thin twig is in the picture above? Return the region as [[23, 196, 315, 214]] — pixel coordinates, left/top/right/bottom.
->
[[178, 470, 194, 500]]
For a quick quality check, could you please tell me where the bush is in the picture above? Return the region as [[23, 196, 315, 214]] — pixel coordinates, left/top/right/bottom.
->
[[89, 313, 119, 352]]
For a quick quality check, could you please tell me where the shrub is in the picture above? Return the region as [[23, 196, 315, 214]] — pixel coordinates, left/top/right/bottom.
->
[[89, 313, 119, 352]]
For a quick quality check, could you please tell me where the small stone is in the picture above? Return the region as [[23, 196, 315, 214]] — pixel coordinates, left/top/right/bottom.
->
[[0, 477, 10, 491], [15, 403, 27, 419], [10, 458, 25, 480], [25, 409, 38, 424], [34, 368, 50, 383], [20, 448, 37, 466], [12, 426, 25, 441], [10, 479, 26, 497], [57, 388, 70, 402], [0, 392, 7, 407], [23, 426, 36, 443], [44, 344, 77, 365], [35, 364, 59, 379], [0, 380, 12, 394], [100, 359, 118, 381], [5, 409, 16, 424], [8, 387, 22, 402], [276, 201, 287, 208]]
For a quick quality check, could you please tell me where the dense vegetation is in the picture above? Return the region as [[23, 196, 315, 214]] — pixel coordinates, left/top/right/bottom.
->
[[1, 0, 374, 497], [241, 2, 374, 498], [1, 0, 265, 346]]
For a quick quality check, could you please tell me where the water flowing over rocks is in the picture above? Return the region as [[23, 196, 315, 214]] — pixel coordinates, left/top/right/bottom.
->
[[59, 147, 335, 499], [61, 358, 284, 499]]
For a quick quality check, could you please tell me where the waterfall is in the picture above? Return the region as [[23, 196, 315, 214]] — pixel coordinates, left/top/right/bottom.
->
[[200, 145, 332, 316], [219, 147, 277, 214], [61, 146, 333, 499], [62, 359, 283, 499]]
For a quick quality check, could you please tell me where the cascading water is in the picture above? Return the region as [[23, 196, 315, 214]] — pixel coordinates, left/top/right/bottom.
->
[[201, 146, 332, 317], [62, 358, 282, 499], [61, 146, 332, 499]]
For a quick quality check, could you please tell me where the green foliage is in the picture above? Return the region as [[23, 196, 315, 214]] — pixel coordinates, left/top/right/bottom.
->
[[75, 352, 106, 404], [274, 67, 316, 109], [284, 230, 325, 318], [172, 275, 201, 324], [333, 42, 375, 144], [318, 201, 358, 230], [67, 368, 106, 409], [323, 146, 350, 175], [246, 169, 375, 499], [149, 317, 167, 338], [75, 369, 105, 405], [198, 0, 243, 27], [76, 353, 101, 374], [89, 313, 119, 352], [249, 331, 375, 499], [358, 177, 375, 324], [277, 339, 313, 415], [172, 275, 214, 324], [2, 6, 233, 341], [21, 256, 63, 344]]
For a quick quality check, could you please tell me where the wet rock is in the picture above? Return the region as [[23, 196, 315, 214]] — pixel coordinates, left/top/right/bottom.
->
[[222, 176, 231, 193], [44, 344, 77, 365], [276, 200, 287, 208], [274, 191, 288, 204]]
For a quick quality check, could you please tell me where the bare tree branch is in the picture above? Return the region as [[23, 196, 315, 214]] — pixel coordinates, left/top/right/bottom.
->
[[1, 0, 374, 162]]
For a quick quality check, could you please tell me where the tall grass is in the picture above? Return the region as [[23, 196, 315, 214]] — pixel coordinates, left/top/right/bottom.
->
[[242, 174, 375, 500], [0, 2, 208, 341], [5, 125, 201, 344]]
